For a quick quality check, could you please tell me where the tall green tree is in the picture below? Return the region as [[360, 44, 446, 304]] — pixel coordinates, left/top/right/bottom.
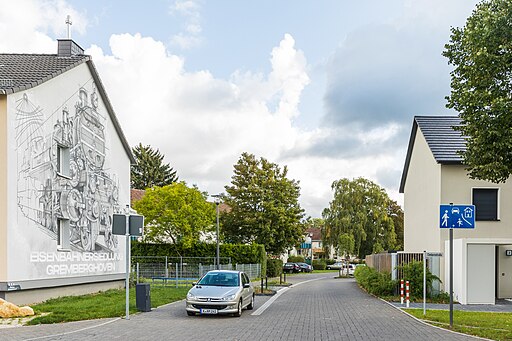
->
[[322, 177, 397, 259], [132, 182, 215, 246], [443, 0, 512, 182], [131, 143, 178, 189], [221, 152, 306, 255], [388, 199, 404, 250]]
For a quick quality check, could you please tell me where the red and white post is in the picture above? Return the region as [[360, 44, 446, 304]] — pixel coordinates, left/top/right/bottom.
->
[[406, 280, 410, 308], [400, 279, 404, 305]]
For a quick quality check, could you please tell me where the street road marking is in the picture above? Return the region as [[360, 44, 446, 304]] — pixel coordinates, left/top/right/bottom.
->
[[23, 318, 120, 341], [251, 287, 290, 316], [251, 276, 327, 316]]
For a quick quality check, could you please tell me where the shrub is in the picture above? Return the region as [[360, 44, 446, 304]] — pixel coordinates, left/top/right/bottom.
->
[[287, 255, 305, 263], [325, 259, 336, 266], [266, 259, 283, 277], [312, 259, 326, 270], [354, 266, 395, 296], [398, 261, 440, 299], [131, 241, 266, 275]]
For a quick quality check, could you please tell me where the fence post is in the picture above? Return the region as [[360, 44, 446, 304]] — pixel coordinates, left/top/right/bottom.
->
[[406, 280, 410, 308], [176, 263, 178, 288], [165, 256, 168, 278], [136, 262, 139, 284], [400, 279, 404, 305]]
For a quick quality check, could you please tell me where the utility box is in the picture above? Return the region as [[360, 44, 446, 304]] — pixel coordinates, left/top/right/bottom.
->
[[136, 283, 151, 312]]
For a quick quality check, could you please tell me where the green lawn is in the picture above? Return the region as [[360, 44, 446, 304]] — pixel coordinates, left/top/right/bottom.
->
[[405, 308, 512, 340], [27, 285, 189, 325]]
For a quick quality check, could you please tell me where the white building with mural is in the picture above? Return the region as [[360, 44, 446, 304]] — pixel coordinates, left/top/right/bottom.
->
[[0, 39, 135, 304]]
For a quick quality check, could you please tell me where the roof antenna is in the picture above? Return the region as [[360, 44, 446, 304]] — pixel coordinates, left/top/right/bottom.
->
[[65, 15, 72, 39]]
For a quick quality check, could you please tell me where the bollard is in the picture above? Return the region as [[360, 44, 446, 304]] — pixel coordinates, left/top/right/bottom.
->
[[406, 280, 410, 308], [284, 272, 286, 283], [400, 279, 404, 305], [265, 276, 268, 289], [280, 273, 282, 285], [261, 277, 264, 293]]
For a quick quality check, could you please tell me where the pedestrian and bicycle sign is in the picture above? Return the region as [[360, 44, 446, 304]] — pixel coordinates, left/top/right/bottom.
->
[[439, 204, 475, 229]]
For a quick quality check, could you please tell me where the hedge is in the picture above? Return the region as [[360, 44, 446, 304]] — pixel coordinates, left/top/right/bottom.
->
[[312, 259, 326, 270], [287, 255, 305, 263], [266, 259, 283, 277], [131, 241, 266, 275]]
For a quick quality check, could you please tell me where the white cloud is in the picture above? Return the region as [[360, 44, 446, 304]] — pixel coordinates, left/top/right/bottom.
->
[[0, 0, 483, 218], [0, 0, 86, 53], [169, 0, 202, 49], [86, 32, 310, 208]]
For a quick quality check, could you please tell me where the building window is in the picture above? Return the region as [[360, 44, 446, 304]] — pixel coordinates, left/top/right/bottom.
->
[[57, 145, 70, 177], [57, 219, 71, 251], [472, 188, 499, 221]]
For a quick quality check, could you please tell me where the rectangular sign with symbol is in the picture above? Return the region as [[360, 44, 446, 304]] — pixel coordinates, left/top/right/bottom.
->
[[440, 205, 476, 229]]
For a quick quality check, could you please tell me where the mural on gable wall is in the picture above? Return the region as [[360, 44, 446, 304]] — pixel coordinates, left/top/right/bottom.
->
[[15, 85, 121, 254]]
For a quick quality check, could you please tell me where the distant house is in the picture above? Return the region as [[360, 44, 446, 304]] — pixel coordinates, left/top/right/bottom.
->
[[400, 116, 512, 304], [286, 228, 336, 262], [0, 39, 135, 304]]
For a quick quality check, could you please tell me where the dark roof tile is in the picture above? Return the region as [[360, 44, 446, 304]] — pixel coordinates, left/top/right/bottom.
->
[[0, 54, 89, 94], [399, 116, 466, 193]]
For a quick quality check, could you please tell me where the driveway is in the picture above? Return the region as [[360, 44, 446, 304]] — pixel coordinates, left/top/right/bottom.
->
[[0, 274, 478, 340]]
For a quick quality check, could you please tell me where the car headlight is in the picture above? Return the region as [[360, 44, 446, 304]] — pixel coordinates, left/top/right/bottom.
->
[[187, 292, 197, 300], [221, 294, 237, 301]]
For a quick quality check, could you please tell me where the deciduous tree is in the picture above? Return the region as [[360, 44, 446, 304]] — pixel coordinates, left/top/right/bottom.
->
[[132, 182, 215, 246], [444, 0, 512, 182], [221, 152, 305, 255], [322, 177, 397, 259]]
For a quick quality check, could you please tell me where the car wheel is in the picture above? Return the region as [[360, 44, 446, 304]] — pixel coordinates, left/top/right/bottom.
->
[[233, 299, 242, 317], [247, 294, 255, 310], [187, 311, 195, 316]]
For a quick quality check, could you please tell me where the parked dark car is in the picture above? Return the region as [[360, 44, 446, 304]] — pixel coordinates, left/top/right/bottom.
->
[[296, 262, 313, 272], [283, 262, 300, 273]]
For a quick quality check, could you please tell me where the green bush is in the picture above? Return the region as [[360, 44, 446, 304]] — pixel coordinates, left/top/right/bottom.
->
[[266, 259, 283, 277], [131, 241, 266, 275], [325, 259, 336, 266], [398, 261, 440, 299], [287, 255, 305, 263], [312, 259, 326, 270], [354, 266, 395, 296]]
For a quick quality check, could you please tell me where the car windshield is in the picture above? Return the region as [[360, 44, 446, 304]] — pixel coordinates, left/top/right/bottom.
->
[[197, 272, 239, 287]]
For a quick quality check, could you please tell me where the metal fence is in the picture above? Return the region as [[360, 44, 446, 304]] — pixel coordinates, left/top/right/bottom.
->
[[131, 256, 261, 287], [365, 252, 441, 294]]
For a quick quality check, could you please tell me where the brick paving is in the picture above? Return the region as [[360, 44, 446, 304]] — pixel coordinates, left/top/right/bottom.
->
[[0, 274, 479, 341]]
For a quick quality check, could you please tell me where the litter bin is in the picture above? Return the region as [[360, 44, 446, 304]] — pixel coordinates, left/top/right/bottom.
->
[[136, 283, 151, 312]]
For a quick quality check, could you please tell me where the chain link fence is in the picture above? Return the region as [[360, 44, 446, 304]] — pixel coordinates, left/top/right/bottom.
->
[[131, 256, 261, 287]]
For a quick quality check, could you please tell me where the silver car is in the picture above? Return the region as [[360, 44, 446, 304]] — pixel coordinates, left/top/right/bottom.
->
[[186, 270, 255, 317]]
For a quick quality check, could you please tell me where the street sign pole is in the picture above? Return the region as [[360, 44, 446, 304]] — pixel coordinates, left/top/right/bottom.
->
[[125, 205, 130, 320], [449, 227, 453, 328], [423, 250, 426, 316]]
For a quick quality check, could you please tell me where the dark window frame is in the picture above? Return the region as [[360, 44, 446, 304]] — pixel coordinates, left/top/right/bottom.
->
[[472, 188, 499, 221]]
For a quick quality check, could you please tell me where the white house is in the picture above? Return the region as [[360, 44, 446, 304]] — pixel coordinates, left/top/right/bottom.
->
[[0, 39, 135, 304], [400, 116, 512, 304]]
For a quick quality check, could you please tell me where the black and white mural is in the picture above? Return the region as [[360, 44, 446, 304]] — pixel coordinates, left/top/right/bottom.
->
[[15, 85, 121, 254]]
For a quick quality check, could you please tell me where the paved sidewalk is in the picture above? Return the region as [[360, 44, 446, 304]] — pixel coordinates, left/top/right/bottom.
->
[[390, 299, 512, 312]]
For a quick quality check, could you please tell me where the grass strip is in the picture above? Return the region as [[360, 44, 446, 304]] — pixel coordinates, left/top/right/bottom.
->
[[405, 308, 512, 340], [27, 285, 189, 325]]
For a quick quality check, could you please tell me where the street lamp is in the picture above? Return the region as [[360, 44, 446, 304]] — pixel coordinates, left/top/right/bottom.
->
[[211, 194, 223, 270]]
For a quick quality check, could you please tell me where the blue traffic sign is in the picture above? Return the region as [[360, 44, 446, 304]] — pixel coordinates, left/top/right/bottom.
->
[[440, 205, 476, 229]]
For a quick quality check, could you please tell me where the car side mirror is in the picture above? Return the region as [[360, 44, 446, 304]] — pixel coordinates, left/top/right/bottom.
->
[[192, 282, 197, 286], [243, 283, 251, 288]]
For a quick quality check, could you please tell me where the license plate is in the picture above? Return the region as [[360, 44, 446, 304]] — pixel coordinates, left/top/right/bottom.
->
[[200, 308, 218, 314]]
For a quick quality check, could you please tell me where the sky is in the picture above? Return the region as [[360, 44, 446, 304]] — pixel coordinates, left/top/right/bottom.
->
[[0, 0, 480, 217]]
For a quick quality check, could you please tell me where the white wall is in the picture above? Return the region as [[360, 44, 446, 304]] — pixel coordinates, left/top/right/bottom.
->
[[467, 244, 495, 304], [403, 129, 441, 253]]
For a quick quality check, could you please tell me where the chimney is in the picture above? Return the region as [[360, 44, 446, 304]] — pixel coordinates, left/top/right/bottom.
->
[[57, 39, 84, 57]]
